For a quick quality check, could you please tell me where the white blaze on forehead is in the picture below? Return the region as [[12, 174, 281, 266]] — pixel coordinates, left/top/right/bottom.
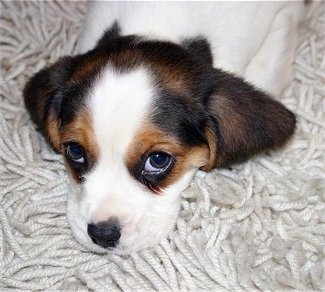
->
[[68, 66, 191, 253], [89, 67, 154, 157], [82, 66, 155, 220]]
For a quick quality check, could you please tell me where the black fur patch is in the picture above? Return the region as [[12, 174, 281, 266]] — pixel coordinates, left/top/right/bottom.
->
[[151, 89, 207, 147], [24, 56, 76, 137], [95, 21, 121, 49], [181, 36, 213, 65]]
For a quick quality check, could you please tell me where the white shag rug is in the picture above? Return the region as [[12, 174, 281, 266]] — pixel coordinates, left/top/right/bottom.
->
[[0, 1, 325, 290]]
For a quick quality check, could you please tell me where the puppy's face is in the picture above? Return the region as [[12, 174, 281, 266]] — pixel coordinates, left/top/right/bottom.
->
[[64, 64, 210, 254], [24, 35, 296, 254]]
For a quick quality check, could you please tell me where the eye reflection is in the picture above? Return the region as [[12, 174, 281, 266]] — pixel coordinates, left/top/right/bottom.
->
[[66, 143, 85, 164], [143, 152, 174, 173]]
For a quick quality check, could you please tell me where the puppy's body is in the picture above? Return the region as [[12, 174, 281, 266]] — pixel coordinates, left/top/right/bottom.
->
[[24, 2, 305, 255]]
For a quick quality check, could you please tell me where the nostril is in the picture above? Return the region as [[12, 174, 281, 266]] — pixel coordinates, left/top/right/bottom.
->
[[87, 221, 121, 248]]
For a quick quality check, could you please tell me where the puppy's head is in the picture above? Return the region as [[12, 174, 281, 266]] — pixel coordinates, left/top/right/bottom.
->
[[24, 33, 295, 254]]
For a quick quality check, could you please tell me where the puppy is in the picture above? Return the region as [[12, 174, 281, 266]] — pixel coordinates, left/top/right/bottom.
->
[[24, 2, 305, 255]]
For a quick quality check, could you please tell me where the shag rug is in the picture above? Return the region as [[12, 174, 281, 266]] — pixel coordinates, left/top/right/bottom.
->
[[1, 1, 324, 290]]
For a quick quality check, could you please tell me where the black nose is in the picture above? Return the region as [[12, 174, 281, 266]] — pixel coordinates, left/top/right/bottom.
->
[[87, 220, 121, 248]]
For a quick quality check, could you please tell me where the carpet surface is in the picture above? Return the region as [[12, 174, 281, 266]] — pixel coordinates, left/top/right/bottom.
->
[[0, 1, 324, 290]]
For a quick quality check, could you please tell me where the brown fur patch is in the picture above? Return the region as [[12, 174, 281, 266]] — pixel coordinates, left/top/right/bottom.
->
[[70, 48, 192, 97], [60, 109, 99, 183], [126, 121, 209, 192], [70, 57, 104, 83], [45, 111, 61, 151], [201, 126, 217, 171], [151, 61, 192, 96]]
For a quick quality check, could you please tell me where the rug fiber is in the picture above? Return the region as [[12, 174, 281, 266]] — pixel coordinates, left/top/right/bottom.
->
[[0, 1, 324, 290]]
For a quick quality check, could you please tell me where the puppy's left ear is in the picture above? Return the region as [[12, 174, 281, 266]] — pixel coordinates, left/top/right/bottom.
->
[[202, 69, 296, 170], [23, 57, 74, 151]]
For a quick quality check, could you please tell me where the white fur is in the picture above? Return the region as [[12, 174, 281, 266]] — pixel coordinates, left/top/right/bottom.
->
[[70, 2, 305, 254]]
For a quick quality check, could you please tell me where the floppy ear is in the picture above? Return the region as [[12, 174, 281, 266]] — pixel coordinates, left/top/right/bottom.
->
[[23, 57, 73, 151], [94, 21, 121, 49], [181, 37, 213, 66], [202, 69, 296, 170]]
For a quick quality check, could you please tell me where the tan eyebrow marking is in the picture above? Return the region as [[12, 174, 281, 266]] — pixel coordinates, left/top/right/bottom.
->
[[60, 109, 99, 183], [126, 120, 209, 192]]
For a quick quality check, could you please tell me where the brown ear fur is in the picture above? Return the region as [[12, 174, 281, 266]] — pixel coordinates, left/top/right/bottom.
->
[[201, 126, 217, 171], [203, 69, 296, 169], [23, 57, 73, 151]]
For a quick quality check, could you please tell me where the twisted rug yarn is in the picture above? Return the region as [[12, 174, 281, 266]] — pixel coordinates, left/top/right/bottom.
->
[[0, 1, 324, 290]]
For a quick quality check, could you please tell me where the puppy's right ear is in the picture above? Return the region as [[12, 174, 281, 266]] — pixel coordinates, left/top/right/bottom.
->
[[23, 57, 74, 151], [201, 69, 296, 170]]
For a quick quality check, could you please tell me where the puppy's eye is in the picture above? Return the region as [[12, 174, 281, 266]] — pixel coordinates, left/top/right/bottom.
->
[[144, 152, 173, 173], [66, 143, 85, 164]]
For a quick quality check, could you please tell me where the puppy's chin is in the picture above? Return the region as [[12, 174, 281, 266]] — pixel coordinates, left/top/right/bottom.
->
[[66, 178, 184, 255]]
